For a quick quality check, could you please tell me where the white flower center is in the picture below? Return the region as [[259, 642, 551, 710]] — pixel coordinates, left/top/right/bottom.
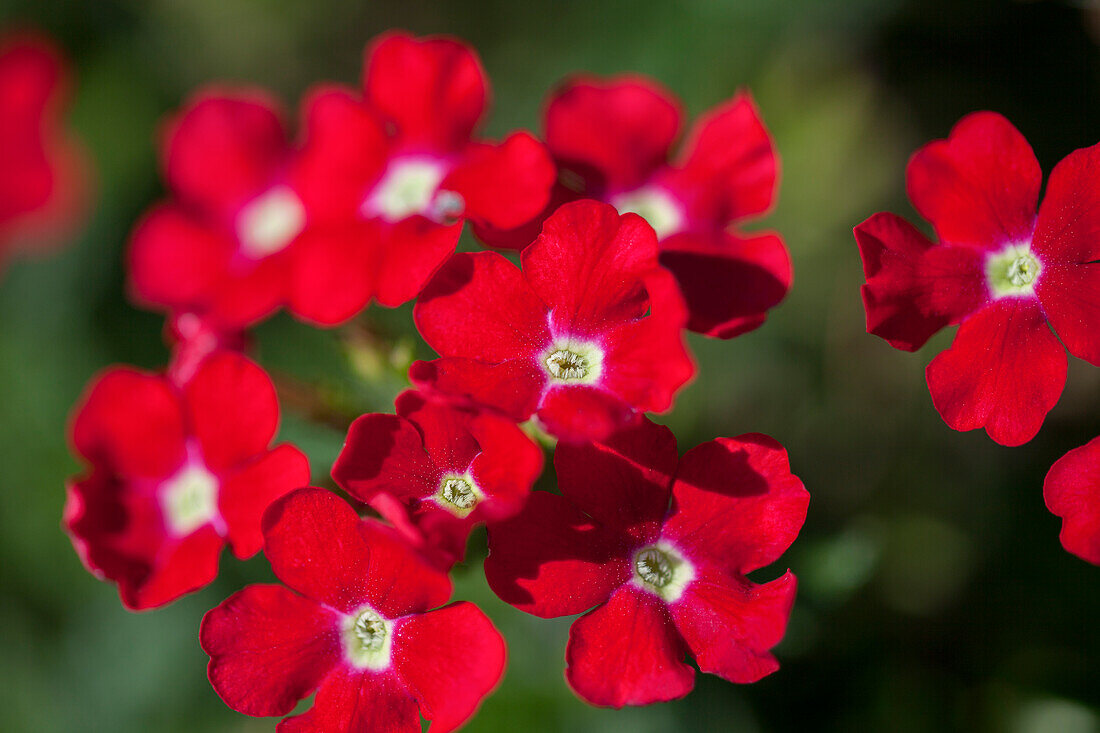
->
[[342, 605, 394, 670], [612, 186, 686, 239], [434, 474, 483, 518], [161, 463, 220, 536], [542, 339, 604, 385], [986, 242, 1042, 298], [236, 186, 306, 258], [631, 541, 694, 603], [362, 158, 462, 222]]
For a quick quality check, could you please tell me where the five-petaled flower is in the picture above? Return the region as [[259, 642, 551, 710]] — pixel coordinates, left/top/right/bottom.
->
[[332, 390, 544, 570], [64, 352, 310, 609], [1044, 436, 1100, 565], [481, 75, 790, 339], [201, 488, 506, 732], [411, 199, 695, 444], [855, 112, 1100, 446], [484, 418, 808, 707]]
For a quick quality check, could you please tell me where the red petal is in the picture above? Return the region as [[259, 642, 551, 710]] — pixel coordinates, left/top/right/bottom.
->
[[470, 180, 577, 252], [467, 411, 544, 520], [408, 358, 545, 422], [185, 352, 279, 472], [1032, 141, 1100, 366], [70, 367, 186, 479], [372, 217, 462, 308], [565, 586, 695, 707], [1043, 436, 1100, 565], [660, 229, 791, 339], [485, 491, 629, 618], [362, 32, 486, 151], [444, 132, 555, 230], [670, 567, 795, 684], [332, 413, 439, 505], [278, 667, 419, 733], [395, 390, 480, 471], [536, 386, 637, 445], [357, 518, 453, 618], [926, 299, 1066, 446], [219, 444, 311, 559], [545, 75, 681, 193], [393, 602, 506, 732], [906, 111, 1040, 250], [201, 584, 341, 717], [287, 221, 376, 325]]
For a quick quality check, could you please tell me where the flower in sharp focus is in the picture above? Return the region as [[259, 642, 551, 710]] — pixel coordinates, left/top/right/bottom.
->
[[1044, 436, 1100, 565], [64, 351, 310, 609], [410, 199, 695, 444], [484, 418, 808, 707], [855, 111, 1100, 446], [201, 488, 506, 732]]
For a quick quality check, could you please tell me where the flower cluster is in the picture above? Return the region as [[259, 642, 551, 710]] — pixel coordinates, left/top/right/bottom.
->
[[64, 29, 807, 731]]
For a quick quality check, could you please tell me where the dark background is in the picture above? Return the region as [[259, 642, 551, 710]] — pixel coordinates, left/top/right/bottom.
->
[[1, 0, 1098, 730]]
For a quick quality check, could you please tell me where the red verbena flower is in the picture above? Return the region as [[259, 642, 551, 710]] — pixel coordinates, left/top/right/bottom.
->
[[482, 75, 790, 339], [484, 418, 808, 707], [855, 112, 1100, 446], [332, 390, 544, 570], [411, 199, 694, 444], [0, 32, 89, 268], [1044, 436, 1100, 564], [64, 352, 309, 609], [201, 488, 506, 732]]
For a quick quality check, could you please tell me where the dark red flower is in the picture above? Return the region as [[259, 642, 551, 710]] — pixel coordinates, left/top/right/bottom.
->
[[201, 488, 506, 732], [0, 32, 89, 269], [481, 75, 789, 339], [332, 390, 544, 570], [855, 112, 1100, 446], [1044, 436, 1100, 564], [411, 199, 694, 444], [484, 419, 808, 707], [64, 352, 309, 609]]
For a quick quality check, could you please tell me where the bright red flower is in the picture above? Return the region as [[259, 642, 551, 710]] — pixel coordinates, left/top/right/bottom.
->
[[64, 352, 309, 609], [201, 488, 506, 732], [481, 75, 789, 339], [332, 390, 544, 570], [855, 112, 1100, 446], [1044, 436, 1100, 564], [484, 419, 808, 707], [411, 199, 694, 444], [0, 32, 89, 269]]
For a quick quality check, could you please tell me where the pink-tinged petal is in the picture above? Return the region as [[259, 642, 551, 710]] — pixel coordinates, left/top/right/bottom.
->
[[670, 567, 795, 684], [664, 434, 809, 574], [362, 32, 487, 151], [219, 444, 311, 559], [287, 221, 376, 326], [444, 131, 555, 230], [70, 367, 186, 479], [331, 413, 439, 504], [672, 92, 777, 222], [545, 76, 682, 193], [467, 411, 544, 520], [1031, 141, 1100, 366], [537, 386, 637, 445], [485, 491, 630, 618], [393, 602, 506, 732], [357, 518, 453, 618], [409, 358, 546, 423], [201, 584, 341, 717], [394, 390, 480, 472], [521, 201, 657, 333], [278, 667, 419, 733], [565, 585, 695, 707], [414, 251, 549, 360], [660, 229, 791, 339], [906, 111, 1040, 249], [926, 299, 1067, 446], [163, 90, 288, 212], [1044, 436, 1100, 565], [555, 417, 677, 532], [185, 352, 278, 472], [373, 217, 463, 308]]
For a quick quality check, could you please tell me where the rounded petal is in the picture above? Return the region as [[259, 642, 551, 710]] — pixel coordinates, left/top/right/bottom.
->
[[1043, 436, 1100, 565], [467, 411, 544, 520], [664, 434, 809, 574], [201, 584, 341, 717], [393, 602, 506, 732], [395, 390, 480, 472], [535, 385, 637, 445], [287, 221, 377, 325], [278, 667, 419, 733], [372, 217, 463, 308], [906, 111, 1040, 249], [408, 358, 546, 423], [926, 299, 1067, 446], [357, 518, 453, 618], [444, 132, 555, 230], [331, 413, 440, 504], [565, 586, 695, 707], [219, 444, 311, 558]]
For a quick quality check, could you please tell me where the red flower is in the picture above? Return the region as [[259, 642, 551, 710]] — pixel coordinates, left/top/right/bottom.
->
[[482, 75, 789, 339], [1044, 436, 1100, 564], [64, 352, 309, 609], [332, 390, 544, 570], [0, 32, 89, 268], [201, 488, 506, 732], [484, 419, 808, 707], [855, 112, 1100, 446], [411, 199, 694, 444]]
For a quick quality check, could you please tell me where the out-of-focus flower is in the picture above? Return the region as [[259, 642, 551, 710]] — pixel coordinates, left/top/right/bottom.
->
[[1044, 436, 1100, 564]]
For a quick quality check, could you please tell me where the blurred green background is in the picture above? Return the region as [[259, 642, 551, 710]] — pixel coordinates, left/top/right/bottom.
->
[[2, 0, 1100, 730]]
